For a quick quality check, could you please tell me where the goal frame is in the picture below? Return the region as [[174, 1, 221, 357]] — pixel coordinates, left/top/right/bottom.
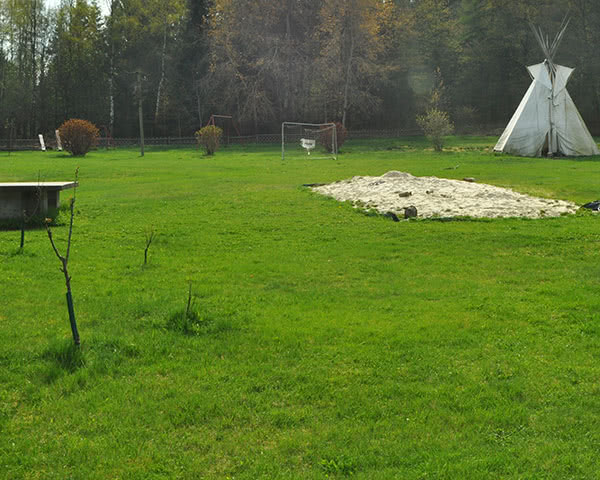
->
[[281, 122, 338, 161]]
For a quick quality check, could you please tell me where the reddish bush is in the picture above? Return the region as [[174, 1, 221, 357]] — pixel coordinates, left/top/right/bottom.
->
[[59, 119, 99, 156], [320, 121, 347, 153]]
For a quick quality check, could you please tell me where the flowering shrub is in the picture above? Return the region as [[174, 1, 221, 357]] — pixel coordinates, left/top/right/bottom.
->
[[59, 119, 99, 156], [416, 109, 454, 151], [195, 125, 223, 155]]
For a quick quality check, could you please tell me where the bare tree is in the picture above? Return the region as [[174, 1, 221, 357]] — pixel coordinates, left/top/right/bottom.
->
[[315, 0, 385, 126], [45, 168, 80, 346]]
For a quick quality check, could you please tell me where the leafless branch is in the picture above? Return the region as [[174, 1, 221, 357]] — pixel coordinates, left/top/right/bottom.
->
[[65, 167, 79, 263], [45, 225, 65, 264]]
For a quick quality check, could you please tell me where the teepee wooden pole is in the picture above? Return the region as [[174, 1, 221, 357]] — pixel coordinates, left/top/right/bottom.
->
[[530, 15, 572, 156]]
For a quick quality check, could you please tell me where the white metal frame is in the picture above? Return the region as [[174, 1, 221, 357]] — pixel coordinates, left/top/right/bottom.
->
[[281, 122, 337, 160]]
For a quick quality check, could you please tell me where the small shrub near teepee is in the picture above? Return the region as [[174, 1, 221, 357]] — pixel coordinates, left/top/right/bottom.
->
[[59, 119, 99, 156], [195, 125, 223, 155], [417, 109, 454, 152], [320, 121, 347, 153]]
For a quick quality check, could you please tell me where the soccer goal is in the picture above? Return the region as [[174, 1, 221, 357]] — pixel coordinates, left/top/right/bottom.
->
[[281, 122, 337, 160]]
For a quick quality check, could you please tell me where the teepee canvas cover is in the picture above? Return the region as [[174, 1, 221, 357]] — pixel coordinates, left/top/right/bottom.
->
[[494, 21, 599, 157]]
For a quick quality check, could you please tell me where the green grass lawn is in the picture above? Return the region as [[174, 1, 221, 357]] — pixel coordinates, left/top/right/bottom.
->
[[1, 137, 600, 479]]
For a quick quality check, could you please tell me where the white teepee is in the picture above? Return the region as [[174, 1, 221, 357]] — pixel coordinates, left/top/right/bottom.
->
[[494, 19, 599, 157]]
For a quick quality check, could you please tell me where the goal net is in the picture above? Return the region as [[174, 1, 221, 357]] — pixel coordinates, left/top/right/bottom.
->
[[281, 122, 337, 160]]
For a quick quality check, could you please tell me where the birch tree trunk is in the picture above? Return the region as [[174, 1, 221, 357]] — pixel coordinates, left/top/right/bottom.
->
[[29, 0, 38, 137], [342, 30, 355, 127], [283, 0, 292, 116], [155, 25, 167, 122], [108, 45, 114, 135]]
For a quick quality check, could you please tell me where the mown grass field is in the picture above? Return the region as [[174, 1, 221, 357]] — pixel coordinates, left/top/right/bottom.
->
[[1, 137, 600, 479]]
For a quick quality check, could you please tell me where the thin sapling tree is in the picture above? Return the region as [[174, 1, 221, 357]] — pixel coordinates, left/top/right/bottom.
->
[[144, 227, 156, 265], [417, 69, 454, 151], [45, 168, 80, 346]]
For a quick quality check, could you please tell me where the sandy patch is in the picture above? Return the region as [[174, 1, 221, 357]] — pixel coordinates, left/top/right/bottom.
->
[[312, 171, 578, 219]]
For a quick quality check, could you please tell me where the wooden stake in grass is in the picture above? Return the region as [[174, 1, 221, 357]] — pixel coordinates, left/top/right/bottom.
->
[[45, 168, 80, 346], [144, 228, 156, 265], [186, 281, 193, 319]]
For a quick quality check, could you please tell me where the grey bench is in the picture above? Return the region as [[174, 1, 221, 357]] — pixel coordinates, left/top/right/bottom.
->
[[0, 182, 77, 220]]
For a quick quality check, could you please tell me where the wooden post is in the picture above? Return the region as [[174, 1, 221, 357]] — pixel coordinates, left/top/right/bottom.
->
[[66, 291, 80, 346], [20, 211, 25, 249]]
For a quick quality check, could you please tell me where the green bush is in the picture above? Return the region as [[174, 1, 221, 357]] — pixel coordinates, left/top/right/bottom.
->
[[195, 125, 223, 155], [416, 109, 454, 151], [59, 119, 99, 156]]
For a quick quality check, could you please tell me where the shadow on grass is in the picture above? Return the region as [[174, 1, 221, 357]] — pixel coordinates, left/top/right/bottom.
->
[[5, 248, 38, 258], [42, 339, 85, 375], [40, 337, 140, 385]]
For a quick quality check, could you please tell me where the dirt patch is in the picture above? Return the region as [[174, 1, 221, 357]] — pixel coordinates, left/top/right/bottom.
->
[[312, 171, 577, 219]]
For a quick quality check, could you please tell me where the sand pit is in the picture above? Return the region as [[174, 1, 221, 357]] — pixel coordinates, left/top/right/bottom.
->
[[312, 171, 578, 219]]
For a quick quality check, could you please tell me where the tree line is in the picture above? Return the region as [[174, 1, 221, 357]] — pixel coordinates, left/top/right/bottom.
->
[[1, 0, 600, 140]]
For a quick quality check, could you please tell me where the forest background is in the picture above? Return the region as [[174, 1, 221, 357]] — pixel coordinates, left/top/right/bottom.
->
[[1, 0, 600, 139]]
